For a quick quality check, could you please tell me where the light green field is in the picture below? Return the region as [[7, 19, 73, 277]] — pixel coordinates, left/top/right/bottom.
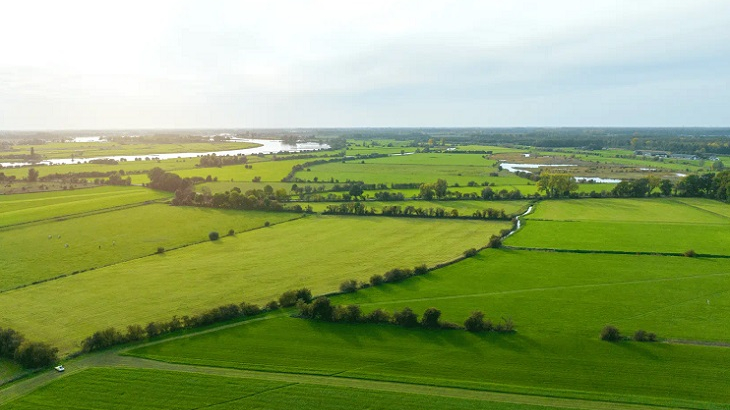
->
[[0, 216, 510, 353], [0, 186, 171, 227], [173, 159, 304, 183], [0, 367, 554, 410], [304, 199, 530, 216], [130, 250, 730, 407], [0, 205, 297, 292], [508, 198, 730, 254]]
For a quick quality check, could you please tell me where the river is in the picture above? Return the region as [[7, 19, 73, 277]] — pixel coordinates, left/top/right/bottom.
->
[[0, 139, 330, 168]]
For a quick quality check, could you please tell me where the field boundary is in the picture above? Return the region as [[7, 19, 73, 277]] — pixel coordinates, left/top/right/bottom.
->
[[502, 246, 730, 259]]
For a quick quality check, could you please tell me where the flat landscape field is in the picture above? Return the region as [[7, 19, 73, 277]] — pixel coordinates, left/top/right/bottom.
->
[[0, 205, 298, 291], [0, 186, 170, 227], [129, 249, 730, 408], [0, 216, 510, 353], [507, 198, 730, 254]]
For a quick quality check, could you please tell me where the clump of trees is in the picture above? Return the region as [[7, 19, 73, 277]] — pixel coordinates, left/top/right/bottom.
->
[[209, 231, 219, 241], [600, 325, 658, 342], [148, 167, 194, 193], [198, 153, 247, 168], [0, 327, 58, 369], [537, 173, 578, 198], [295, 301, 513, 333], [322, 202, 511, 221]]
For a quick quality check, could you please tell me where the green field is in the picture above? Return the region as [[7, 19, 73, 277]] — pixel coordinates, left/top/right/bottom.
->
[[0, 186, 171, 227], [0, 216, 510, 352], [129, 249, 730, 407], [0, 367, 558, 410], [507, 198, 730, 254], [0, 205, 298, 291]]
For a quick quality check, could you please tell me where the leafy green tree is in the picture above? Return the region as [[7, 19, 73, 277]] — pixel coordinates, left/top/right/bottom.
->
[[393, 307, 419, 327], [27, 168, 39, 182], [15, 342, 58, 368], [421, 307, 442, 328]]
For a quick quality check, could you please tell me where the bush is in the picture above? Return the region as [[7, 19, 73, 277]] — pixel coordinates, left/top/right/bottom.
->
[[0, 327, 24, 359], [369, 274, 384, 286], [439, 321, 463, 330], [339, 279, 358, 293], [240, 302, 261, 316], [463, 248, 478, 258], [228, 229, 235, 236], [684, 249, 697, 257], [209, 231, 220, 241], [413, 264, 429, 275], [279, 288, 313, 307], [494, 317, 515, 333], [125, 325, 146, 342], [421, 307, 442, 329], [600, 325, 622, 341], [383, 268, 413, 283], [364, 308, 391, 324], [487, 235, 502, 248], [14, 342, 58, 368], [392, 307, 419, 327], [264, 221, 270, 227], [265, 300, 280, 311], [156, 246, 165, 254], [310, 297, 334, 321], [336, 304, 362, 323], [81, 327, 125, 352], [464, 311, 488, 332], [633, 330, 657, 342]]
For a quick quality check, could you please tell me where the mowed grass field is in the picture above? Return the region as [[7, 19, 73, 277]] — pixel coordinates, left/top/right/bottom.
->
[[0, 205, 298, 292], [507, 198, 730, 254], [0, 216, 510, 353], [7, 141, 259, 160], [130, 249, 730, 407], [0, 186, 170, 227], [0, 367, 555, 410]]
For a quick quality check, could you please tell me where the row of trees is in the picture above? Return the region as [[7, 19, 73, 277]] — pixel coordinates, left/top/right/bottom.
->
[[295, 299, 515, 333], [172, 185, 304, 212], [0, 327, 58, 369], [611, 171, 730, 200], [321, 202, 511, 220], [600, 325, 657, 342], [197, 153, 248, 168]]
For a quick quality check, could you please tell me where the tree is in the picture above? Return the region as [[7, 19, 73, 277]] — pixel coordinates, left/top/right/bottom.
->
[[392, 307, 419, 327], [712, 160, 725, 171], [464, 311, 491, 332], [339, 279, 358, 293], [310, 297, 334, 321], [209, 231, 220, 241], [659, 179, 673, 196], [537, 173, 577, 198], [434, 179, 448, 198], [27, 168, 39, 182], [15, 342, 58, 368], [421, 307, 442, 328], [600, 325, 621, 341], [348, 183, 364, 199], [0, 328, 24, 358]]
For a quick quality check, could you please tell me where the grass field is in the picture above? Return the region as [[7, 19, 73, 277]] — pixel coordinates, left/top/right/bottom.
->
[[507, 198, 730, 254], [0, 367, 558, 410], [129, 249, 730, 407], [0, 205, 298, 292], [0, 216, 510, 353], [0, 186, 171, 227]]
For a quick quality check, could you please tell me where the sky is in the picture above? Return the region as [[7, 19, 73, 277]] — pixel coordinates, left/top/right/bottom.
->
[[0, 0, 729, 129]]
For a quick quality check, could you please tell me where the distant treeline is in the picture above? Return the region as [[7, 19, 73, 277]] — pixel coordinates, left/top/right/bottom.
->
[[321, 202, 511, 220]]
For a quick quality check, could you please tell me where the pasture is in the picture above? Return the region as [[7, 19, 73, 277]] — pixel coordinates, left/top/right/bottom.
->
[[0, 216, 510, 353], [129, 249, 730, 407], [0, 367, 555, 410], [508, 198, 730, 254], [0, 205, 298, 291], [0, 186, 170, 227]]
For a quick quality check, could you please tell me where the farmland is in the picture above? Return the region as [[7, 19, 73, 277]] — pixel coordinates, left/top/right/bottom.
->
[[2, 134, 730, 410], [0, 216, 509, 353]]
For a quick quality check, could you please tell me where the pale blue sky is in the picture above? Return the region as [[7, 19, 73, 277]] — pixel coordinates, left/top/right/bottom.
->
[[1, 0, 728, 129]]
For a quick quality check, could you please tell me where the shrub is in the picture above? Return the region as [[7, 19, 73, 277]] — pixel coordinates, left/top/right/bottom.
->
[[279, 288, 313, 307], [633, 330, 658, 342], [337, 304, 362, 323], [440, 321, 463, 330], [421, 307, 442, 329], [364, 308, 391, 324], [156, 246, 165, 254], [684, 249, 697, 257], [369, 274, 384, 286], [81, 327, 125, 352], [464, 311, 487, 332], [383, 268, 413, 283], [264, 221, 271, 227], [125, 325, 146, 342], [339, 279, 358, 293], [392, 307, 419, 327], [228, 229, 235, 236], [600, 325, 621, 341], [463, 248, 478, 257], [265, 300, 280, 311], [209, 231, 220, 241], [413, 264, 429, 275], [487, 235, 502, 248], [240, 302, 261, 316], [310, 297, 334, 321], [495, 317, 515, 333]]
